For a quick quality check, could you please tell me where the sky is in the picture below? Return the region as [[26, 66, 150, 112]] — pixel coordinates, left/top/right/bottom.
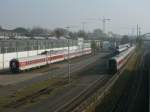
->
[[0, 0, 150, 35]]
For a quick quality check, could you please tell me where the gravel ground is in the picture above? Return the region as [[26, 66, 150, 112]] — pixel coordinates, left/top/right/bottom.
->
[[0, 54, 95, 85], [0, 52, 110, 96], [0, 51, 113, 112]]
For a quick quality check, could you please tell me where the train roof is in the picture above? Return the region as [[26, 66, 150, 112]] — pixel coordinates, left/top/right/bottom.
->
[[12, 55, 46, 62], [110, 46, 135, 62], [117, 43, 130, 49], [13, 49, 66, 61], [40, 49, 67, 55]]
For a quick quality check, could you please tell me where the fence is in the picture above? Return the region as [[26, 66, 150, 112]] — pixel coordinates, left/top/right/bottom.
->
[[0, 39, 78, 53]]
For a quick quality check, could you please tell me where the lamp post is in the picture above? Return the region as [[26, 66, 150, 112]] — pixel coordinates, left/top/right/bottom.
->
[[82, 22, 87, 31], [2, 41, 4, 70], [65, 26, 71, 82], [65, 25, 79, 82], [102, 17, 111, 33], [67, 39, 71, 82]]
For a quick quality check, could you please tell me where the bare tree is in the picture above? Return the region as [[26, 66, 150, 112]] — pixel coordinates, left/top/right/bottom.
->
[[13, 27, 29, 34], [30, 27, 49, 36], [120, 35, 130, 44], [0, 25, 2, 31], [53, 28, 67, 39], [77, 30, 88, 39]]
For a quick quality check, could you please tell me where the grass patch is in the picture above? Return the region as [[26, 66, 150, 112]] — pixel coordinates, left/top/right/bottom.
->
[[0, 77, 69, 111]]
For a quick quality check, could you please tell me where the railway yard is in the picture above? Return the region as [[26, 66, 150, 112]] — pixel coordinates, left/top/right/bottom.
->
[[0, 42, 149, 112], [95, 42, 149, 112], [0, 50, 112, 111], [0, 1, 150, 112]]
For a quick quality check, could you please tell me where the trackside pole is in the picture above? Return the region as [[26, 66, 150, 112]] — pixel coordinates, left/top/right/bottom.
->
[[2, 41, 4, 70], [68, 39, 71, 82]]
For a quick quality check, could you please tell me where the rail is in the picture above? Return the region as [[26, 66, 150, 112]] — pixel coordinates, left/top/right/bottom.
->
[[54, 77, 107, 112], [57, 51, 136, 112]]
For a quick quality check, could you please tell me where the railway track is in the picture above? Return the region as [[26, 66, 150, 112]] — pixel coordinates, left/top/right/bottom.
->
[[54, 50, 136, 112], [0, 52, 113, 112], [95, 45, 149, 112], [126, 50, 149, 112], [48, 49, 133, 112], [0, 53, 104, 87], [108, 52, 141, 112], [0, 53, 114, 112], [55, 76, 109, 112], [108, 46, 149, 112], [20, 58, 111, 112]]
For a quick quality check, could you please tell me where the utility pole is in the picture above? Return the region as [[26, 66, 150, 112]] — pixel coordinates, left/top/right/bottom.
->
[[67, 39, 71, 83], [139, 27, 141, 37], [137, 24, 139, 38], [65, 26, 71, 82], [82, 22, 86, 31], [102, 17, 111, 33], [136, 24, 142, 48], [2, 41, 4, 70], [137, 24, 141, 37]]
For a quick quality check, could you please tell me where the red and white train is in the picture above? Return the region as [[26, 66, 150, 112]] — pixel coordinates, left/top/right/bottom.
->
[[10, 48, 92, 73], [108, 46, 135, 74]]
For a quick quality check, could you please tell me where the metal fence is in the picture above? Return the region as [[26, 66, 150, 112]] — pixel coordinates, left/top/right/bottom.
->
[[0, 39, 91, 70], [0, 39, 78, 54]]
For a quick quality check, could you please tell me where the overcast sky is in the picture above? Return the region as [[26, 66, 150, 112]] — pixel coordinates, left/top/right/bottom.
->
[[0, 0, 150, 34]]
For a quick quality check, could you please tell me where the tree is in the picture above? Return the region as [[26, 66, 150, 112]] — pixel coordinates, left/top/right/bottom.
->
[[53, 28, 67, 39], [30, 27, 48, 35], [68, 32, 78, 39], [77, 30, 88, 39], [89, 29, 108, 40], [0, 26, 2, 30], [120, 35, 130, 44], [13, 27, 29, 34]]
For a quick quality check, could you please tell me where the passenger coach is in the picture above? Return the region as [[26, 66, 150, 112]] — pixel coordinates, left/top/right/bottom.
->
[[108, 46, 135, 74]]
